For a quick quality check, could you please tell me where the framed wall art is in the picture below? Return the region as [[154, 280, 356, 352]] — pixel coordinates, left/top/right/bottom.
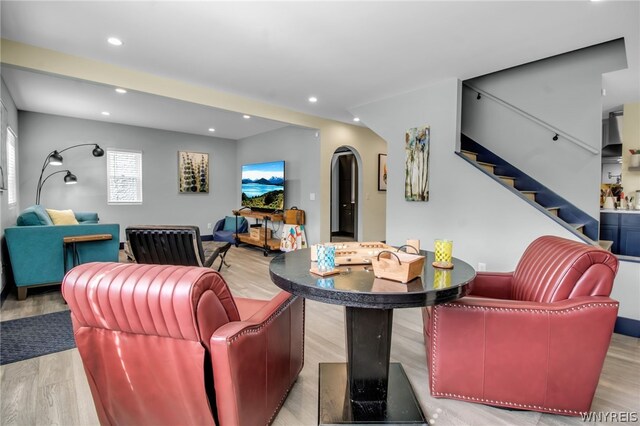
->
[[378, 153, 387, 191], [405, 125, 430, 201], [178, 151, 209, 193]]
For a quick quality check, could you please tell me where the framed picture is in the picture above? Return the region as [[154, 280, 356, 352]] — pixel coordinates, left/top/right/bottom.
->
[[405, 125, 430, 201], [378, 154, 387, 191], [178, 151, 209, 193]]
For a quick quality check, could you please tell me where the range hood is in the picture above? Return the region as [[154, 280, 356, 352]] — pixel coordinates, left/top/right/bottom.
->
[[602, 111, 623, 157]]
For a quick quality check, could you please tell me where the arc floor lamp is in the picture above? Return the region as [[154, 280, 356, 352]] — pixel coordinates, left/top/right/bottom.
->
[[36, 143, 104, 205]]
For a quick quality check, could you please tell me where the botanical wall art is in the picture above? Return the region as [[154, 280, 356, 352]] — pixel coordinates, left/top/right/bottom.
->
[[405, 125, 430, 201], [178, 151, 209, 193], [378, 154, 387, 191]]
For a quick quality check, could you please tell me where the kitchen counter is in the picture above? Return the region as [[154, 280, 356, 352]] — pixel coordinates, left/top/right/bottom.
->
[[600, 209, 640, 214]]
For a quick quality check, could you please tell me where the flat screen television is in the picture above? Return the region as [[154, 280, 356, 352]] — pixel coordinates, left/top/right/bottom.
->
[[241, 161, 285, 211]]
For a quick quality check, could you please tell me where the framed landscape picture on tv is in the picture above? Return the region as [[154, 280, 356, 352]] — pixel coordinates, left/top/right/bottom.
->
[[241, 161, 285, 211]]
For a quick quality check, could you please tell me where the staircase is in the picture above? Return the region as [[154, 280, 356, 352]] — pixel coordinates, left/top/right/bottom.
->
[[459, 134, 598, 244]]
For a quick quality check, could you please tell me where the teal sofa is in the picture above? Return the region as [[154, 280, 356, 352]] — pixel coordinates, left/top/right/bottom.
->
[[5, 205, 120, 300]]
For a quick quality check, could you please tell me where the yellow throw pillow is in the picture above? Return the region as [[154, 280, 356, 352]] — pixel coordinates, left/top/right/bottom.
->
[[46, 209, 79, 225]]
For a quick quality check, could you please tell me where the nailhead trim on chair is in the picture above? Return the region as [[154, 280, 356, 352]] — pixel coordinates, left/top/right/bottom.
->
[[436, 302, 618, 314], [430, 302, 618, 415], [226, 295, 296, 343]]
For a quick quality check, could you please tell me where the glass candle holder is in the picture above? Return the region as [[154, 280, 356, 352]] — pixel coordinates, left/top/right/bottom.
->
[[316, 244, 336, 272], [434, 239, 453, 263]]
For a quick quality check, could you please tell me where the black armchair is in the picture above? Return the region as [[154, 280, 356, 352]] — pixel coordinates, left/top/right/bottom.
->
[[126, 225, 231, 271]]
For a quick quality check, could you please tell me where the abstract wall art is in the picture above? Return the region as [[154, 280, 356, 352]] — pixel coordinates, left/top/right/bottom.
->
[[378, 153, 387, 191], [178, 151, 209, 193], [405, 125, 430, 201]]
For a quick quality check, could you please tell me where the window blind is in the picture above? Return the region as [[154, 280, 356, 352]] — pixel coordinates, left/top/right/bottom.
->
[[107, 149, 142, 204], [7, 128, 17, 205]]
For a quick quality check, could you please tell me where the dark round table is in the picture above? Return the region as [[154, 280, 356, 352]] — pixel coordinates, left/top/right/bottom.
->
[[269, 248, 475, 425]]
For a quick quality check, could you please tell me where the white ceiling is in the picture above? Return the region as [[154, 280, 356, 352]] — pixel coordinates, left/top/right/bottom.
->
[[1, 1, 638, 135], [0, 66, 289, 140]]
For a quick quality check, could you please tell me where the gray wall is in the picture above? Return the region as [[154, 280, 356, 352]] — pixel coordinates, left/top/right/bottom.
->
[[462, 39, 627, 219], [354, 77, 638, 322], [1, 77, 20, 292], [353, 78, 582, 269], [237, 126, 321, 245], [17, 112, 237, 240]]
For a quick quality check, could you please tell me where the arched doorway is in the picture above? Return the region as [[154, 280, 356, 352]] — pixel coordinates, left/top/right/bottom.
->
[[330, 146, 361, 242]]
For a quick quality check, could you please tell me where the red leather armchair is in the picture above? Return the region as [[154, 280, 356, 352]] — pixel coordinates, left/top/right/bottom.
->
[[62, 262, 304, 426], [423, 235, 619, 416]]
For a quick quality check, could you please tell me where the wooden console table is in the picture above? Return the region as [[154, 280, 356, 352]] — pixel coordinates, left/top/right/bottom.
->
[[233, 210, 284, 256], [63, 234, 113, 273]]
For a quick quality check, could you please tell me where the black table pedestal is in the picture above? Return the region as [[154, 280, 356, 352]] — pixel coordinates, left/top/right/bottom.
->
[[346, 307, 393, 402], [318, 363, 426, 425], [318, 307, 426, 425]]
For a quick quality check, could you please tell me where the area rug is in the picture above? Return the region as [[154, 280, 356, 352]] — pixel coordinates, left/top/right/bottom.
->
[[0, 310, 75, 365]]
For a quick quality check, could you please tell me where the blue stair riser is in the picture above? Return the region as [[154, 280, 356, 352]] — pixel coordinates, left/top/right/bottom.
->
[[461, 134, 598, 242]]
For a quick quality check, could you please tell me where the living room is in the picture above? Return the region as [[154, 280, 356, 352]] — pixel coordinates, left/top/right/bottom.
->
[[1, 2, 639, 425]]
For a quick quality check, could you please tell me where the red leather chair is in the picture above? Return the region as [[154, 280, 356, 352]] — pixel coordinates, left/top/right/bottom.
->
[[423, 235, 619, 416], [62, 262, 304, 426]]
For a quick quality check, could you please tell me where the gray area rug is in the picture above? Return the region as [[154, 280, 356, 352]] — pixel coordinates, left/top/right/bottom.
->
[[0, 310, 75, 365]]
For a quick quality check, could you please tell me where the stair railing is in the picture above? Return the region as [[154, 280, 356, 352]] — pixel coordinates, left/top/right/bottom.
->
[[463, 82, 599, 155]]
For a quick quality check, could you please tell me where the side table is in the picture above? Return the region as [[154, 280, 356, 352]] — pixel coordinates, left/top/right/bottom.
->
[[63, 234, 113, 273]]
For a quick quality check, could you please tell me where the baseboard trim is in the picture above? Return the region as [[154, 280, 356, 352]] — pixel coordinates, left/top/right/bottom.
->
[[614, 316, 640, 338]]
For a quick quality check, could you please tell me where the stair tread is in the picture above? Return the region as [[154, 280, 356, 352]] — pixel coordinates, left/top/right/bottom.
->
[[569, 223, 585, 227], [495, 175, 515, 179], [546, 206, 561, 210], [598, 240, 613, 251], [520, 190, 538, 193], [476, 161, 496, 167], [461, 149, 477, 154]]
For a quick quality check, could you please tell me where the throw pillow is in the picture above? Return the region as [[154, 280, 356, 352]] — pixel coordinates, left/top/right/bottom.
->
[[223, 216, 240, 232], [46, 209, 79, 225], [17, 205, 55, 226]]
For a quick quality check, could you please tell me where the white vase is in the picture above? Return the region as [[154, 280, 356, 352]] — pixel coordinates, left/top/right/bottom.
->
[[631, 154, 640, 168]]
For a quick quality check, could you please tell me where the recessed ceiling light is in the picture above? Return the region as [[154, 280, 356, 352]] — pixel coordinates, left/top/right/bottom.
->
[[308, 96, 318, 103], [115, 88, 127, 94], [353, 117, 360, 122], [208, 128, 216, 132], [243, 115, 251, 119], [107, 37, 123, 46], [101, 111, 111, 116]]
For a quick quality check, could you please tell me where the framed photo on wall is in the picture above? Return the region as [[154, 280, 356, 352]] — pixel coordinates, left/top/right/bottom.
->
[[378, 153, 387, 191], [178, 151, 209, 193]]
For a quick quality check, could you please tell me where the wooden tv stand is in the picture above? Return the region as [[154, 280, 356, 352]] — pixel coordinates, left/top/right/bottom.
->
[[233, 209, 284, 256]]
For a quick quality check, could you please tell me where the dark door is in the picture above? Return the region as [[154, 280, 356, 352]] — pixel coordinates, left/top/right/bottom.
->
[[338, 155, 355, 236]]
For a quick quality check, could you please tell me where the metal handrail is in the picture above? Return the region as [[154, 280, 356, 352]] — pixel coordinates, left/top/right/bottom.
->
[[464, 83, 599, 155]]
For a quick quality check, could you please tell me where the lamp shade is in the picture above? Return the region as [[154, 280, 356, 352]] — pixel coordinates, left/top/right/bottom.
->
[[92, 145, 105, 157], [49, 151, 63, 166], [64, 171, 78, 184]]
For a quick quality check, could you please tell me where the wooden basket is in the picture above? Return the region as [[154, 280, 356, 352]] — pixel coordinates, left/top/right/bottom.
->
[[371, 250, 425, 283]]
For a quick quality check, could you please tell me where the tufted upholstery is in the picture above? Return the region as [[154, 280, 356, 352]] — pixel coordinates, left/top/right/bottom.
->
[[423, 236, 619, 416], [63, 262, 304, 426], [511, 235, 618, 302]]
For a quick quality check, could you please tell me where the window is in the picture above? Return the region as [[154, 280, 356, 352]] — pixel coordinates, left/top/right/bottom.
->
[[107, 149, 142, 204], [7, 127, 17, 205]]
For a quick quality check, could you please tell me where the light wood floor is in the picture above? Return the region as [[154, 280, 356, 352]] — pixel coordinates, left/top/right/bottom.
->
[[1, 246, 638, 425]]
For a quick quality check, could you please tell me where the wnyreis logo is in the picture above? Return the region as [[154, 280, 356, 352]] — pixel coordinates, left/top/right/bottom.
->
[[581, 412, 639, 423]]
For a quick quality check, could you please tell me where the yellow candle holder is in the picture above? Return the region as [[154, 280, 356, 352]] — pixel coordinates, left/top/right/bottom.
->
[[434, 239, 453, 264]]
